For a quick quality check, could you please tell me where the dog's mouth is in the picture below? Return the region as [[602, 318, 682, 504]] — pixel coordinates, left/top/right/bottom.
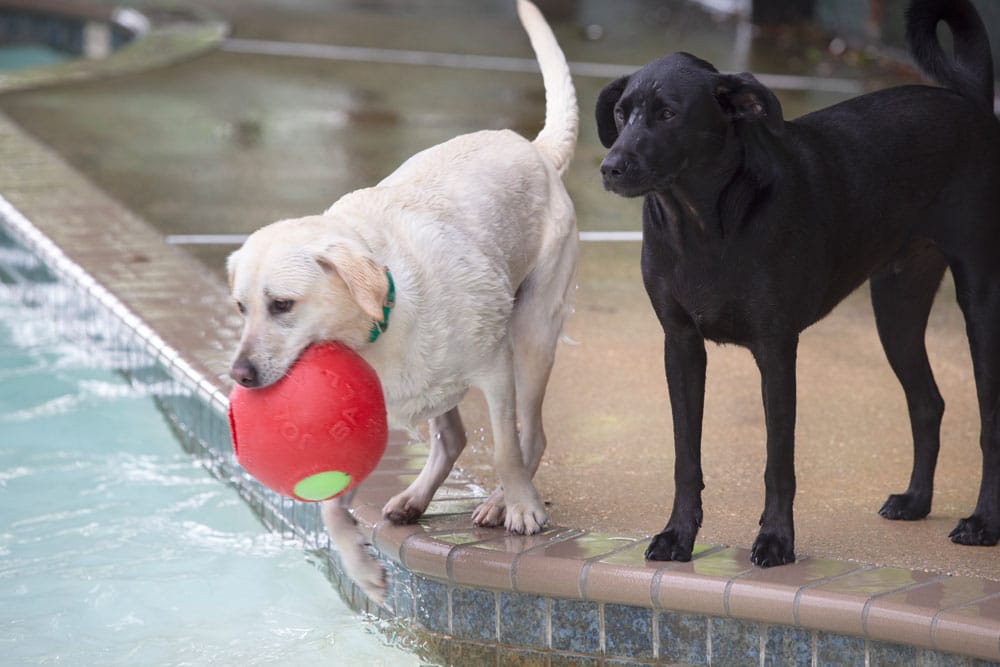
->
[[602, 172, 655, 198], [229, 348, 300, 390], [600, 154, 659, 198]]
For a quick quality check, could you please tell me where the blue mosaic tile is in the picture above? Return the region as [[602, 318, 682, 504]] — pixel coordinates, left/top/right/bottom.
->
[[870, 640, 918, 666], [415, 633, 451, 665], [303, 503, 324, 540], [658, 611, 708, 665], [551, 655, 601, 667], [498, 647, 549, 666], [710, 617, 760, 667], [345, 580, 361, 609], [450, 587, 496, 642], [388, 561, 414, 619], [449, 640, 497, 665], [551, 598, 600, 654], [764, 625, 811, 666], [915, 648, 1000, 666], [815, 631, 865, 667], [499, 592, 547, 649], [604, 604, 654, 660], [414, 576, 448, 633]]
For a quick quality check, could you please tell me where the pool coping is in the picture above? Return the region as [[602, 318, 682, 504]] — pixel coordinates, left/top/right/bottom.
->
[[1, 106, 998, 665]]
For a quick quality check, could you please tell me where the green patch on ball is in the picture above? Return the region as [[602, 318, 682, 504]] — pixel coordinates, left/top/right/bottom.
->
[[294, 470, 352, 501]]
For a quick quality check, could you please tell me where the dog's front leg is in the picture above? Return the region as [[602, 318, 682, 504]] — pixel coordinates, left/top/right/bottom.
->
[[646, 322, 708, 562], [321, 498, 386, 604], [750, 335, 800, 567]]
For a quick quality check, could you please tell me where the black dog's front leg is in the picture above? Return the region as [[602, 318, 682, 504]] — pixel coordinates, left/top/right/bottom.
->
[[750, 336, 800, 567], [646, 320, 707, 562]]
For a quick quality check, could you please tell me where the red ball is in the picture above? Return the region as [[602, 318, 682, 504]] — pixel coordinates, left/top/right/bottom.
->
[[228, 342, 388, 502]]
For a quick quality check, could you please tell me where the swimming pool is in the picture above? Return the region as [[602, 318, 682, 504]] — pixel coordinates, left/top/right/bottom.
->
[[0, 231, 418, 664], [0, 44, 70, 72]]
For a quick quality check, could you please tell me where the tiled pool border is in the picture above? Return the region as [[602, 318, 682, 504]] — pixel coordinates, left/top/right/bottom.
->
[[1, 102, 999, 665]]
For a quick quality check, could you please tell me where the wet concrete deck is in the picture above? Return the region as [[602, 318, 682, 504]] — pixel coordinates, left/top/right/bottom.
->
[[2, 0, 998, 663]]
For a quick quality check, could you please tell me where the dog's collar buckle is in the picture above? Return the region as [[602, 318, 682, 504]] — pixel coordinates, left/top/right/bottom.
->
[[368, 269, 395, 343]]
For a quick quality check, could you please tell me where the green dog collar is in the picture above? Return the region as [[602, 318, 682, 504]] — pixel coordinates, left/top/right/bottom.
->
[[368, 269, 395, 343]]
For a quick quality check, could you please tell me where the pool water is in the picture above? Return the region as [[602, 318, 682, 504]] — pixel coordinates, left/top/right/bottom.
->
[[0, 44, 71, 72], [0, 255, 416, 664]]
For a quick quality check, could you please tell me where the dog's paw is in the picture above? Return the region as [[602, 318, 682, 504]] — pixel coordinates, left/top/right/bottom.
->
[[382, 491, 429, 524], [949, 514, 1000, 546], [342, 548, 388, 605], [878, 492, 931, 521], [471, 488, 506, 528], [645, 527, 696, 562], [750, 531, 795, 567], [504, 502, 547, 535]]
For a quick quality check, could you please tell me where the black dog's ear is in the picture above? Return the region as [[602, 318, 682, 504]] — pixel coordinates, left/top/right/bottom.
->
[[715, 73, 784, 134], [595, 75, 629, 147]]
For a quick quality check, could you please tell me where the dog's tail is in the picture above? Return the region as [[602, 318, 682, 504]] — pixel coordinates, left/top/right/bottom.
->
[[906, 0, 995, 113], [517, 0, 578, 176]]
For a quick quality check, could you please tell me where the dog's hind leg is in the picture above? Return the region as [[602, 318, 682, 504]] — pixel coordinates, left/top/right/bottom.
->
[[948, 260, 1000, 546], [471, 249, 576, 530], [474, 341, 549, 534], [382, 407, 467, 524], [870, 242, 948, 521]]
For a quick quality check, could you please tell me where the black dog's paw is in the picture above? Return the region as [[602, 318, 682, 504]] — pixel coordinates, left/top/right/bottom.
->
[[949, 515, 1000, 546], [645, 528, 695, 562], [878, 492, 931, 521], [750, 532, 795, 568]]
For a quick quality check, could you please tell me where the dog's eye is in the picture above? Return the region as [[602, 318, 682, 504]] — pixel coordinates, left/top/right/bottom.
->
[[269, 299, 294, 315], [658, 108, 676, 121], [236, 301, 246, 316]]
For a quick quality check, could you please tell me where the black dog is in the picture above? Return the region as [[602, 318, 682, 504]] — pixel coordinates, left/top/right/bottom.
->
[[596, 0, 1000, 567]]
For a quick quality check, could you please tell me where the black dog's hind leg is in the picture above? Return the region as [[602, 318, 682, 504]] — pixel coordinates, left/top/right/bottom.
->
[[949, 261, 1000, 546], [870, 244, 948, 521], [749, 335, 800, 567], [646, 314, 708, 562]]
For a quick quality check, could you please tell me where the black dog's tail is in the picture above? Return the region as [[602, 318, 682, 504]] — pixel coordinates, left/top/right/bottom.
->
[[906, 0, 995, 113]]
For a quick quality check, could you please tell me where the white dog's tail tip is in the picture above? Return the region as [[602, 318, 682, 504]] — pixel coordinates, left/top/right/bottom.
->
[[517, 0, 579, 176]]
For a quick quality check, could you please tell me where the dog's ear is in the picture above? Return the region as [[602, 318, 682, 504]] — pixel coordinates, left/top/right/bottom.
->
[[315, 243, 389, 322], [714, 73, 784, 134], [226, 248, 241, 290], [595, 75, 629, 148]]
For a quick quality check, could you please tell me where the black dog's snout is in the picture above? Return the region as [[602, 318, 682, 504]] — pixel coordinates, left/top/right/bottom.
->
[[600, 152, 627, 179], [601, 150, 638, 194], [230, 358, 260, 388]]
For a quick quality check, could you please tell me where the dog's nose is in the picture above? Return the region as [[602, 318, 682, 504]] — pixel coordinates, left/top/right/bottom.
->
[[600, 153, 626, 180], [230, 358, 260, 387]]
